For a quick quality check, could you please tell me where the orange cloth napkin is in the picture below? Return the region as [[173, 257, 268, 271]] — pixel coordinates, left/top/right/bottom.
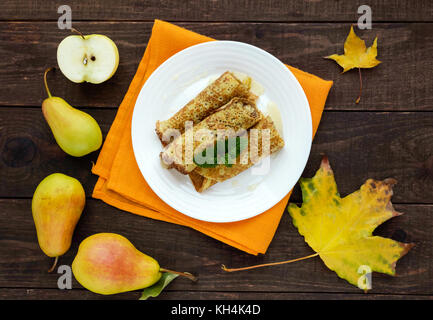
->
[[92, 20, 333, 255]]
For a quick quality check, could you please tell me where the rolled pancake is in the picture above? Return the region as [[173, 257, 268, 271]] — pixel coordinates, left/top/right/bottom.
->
[[189, 170, 218, 193], [189, 116, 284, 192], [160, 98, 261, 175], [156, 71, 252, 145]]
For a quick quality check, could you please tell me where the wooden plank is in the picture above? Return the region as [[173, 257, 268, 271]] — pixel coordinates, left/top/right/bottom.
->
[[0, 0, 432, 22], [0, 22, 146, 109], [0, 107, 114, 197], [0, 199, 430, 294], [0, 288, 431, 300], [0, 22, 432, 111], [299, 111, 433, 205], [1, 108, 433, 204]]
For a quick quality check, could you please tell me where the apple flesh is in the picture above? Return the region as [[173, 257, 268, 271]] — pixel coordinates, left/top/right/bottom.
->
[[57, 34, 119, 84]]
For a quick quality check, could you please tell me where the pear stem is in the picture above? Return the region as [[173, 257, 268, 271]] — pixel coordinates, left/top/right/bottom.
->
[[221, 253, 319, 273], [160, 268, 197, 282], [71, 27, 85, 40], [43, 67, 54, 98], [48, 256, 59, 273]]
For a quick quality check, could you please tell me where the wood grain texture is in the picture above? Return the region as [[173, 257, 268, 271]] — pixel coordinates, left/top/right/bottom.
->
[[0, 0, 432, 22], [1, 108, 432, 203], [0, 0, 432, 300], [0, 107, 114, 197], [1, 22, 433, 110], [0, 199, 429, 294], [1, 288, 431, 300]]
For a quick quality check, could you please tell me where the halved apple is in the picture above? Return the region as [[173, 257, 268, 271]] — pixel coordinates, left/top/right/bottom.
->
[[57, 34, 119, 84]]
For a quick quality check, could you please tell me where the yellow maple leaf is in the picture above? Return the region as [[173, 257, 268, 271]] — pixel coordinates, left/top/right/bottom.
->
[[326, 25, 380, 72], [326, 25, 381, 103], [288, 156, 413, 290], [222, 157, 413, 291]]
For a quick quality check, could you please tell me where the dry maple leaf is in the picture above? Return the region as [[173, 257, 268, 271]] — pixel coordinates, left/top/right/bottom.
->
[[288, 156, 413, 289], [223, 156, 413, 291], [326, 25, 381, 103]]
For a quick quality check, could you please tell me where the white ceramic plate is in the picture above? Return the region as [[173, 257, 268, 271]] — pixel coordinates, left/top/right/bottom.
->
[[131, 41, 311, 223]]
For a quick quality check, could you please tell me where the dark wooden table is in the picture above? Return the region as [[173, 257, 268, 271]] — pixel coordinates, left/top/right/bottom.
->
[[1, 0, 432, 300]]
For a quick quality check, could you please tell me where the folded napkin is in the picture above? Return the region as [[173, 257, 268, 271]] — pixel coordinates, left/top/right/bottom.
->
[[92, 20, 333, 255]]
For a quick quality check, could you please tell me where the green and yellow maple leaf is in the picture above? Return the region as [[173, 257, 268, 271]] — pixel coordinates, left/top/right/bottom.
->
[[288, 156, 413, 290], [223, 156, 413, 291]]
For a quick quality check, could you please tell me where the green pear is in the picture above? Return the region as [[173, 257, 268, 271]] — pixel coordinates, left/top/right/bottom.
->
[[42, 68, 102, 157], [72, 233, 196, 295], [32, 173, 85, 272]]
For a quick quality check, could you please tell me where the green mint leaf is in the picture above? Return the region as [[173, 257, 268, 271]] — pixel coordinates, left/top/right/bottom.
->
[[194, 136, 249, 168], [193, 146, 218, 168]]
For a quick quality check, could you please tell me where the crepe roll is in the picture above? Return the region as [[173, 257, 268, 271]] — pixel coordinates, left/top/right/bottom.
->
[[188, 170, 218, 193], [190, 116, 284, 192], [155, 71, 252, 145], [160, 98, 261, 175]]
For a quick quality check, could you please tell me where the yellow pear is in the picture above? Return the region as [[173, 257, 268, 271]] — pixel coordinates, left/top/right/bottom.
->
[[32, 173, 85, 272], [42, 68, 102, 157], [72, 233, 196, 295]]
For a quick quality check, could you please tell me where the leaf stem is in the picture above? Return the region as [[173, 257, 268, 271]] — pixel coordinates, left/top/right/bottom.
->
[[160, 268, 197, 282], [221, 253, 319, 272], [356, 68, 362, 104]]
